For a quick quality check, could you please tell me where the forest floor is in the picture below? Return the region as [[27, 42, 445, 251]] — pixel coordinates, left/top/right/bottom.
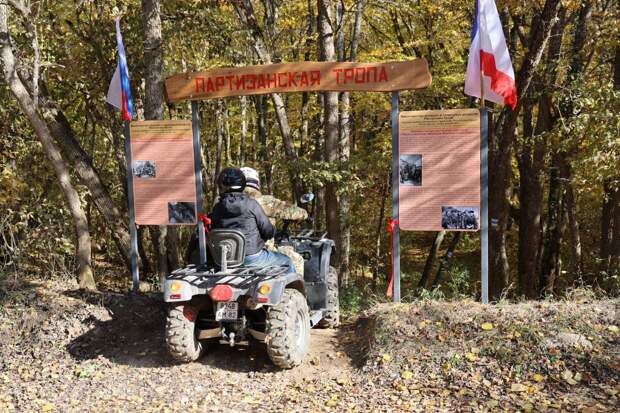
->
[[0, 276, 618, 412]]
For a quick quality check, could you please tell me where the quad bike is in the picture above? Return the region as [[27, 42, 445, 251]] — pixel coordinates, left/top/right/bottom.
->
[[163, 200, 339, 369]]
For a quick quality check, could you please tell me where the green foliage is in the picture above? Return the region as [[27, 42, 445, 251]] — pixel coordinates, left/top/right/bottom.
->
[[0, 0, 618, 298]]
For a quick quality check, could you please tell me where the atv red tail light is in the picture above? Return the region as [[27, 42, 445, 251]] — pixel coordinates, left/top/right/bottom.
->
[[210, 285, 234, 302]]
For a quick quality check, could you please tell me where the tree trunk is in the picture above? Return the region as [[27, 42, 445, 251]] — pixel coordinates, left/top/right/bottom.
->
[[517, 12, 566, 297], [517, 97, 537, 297], [599, 182, 615, 274], [213, 100, 224, 201], [488, 0, 563, 299], [334, 0, 364, 287], [37, 87, 134, 270], [142, 0, 170, 285], [0, 4, 95, 290], [298, 0, 316, 157], [224, 103, 231, 164], [540, 154, 565, 295], [609, 189, 620, 273], [318, 0, 341, 273], [603, 45, 620, 275], [372, 174, 389, 287], [233, 0, 303, 200], [253, 95, 272, 193], [432, 233, 462, 288], [240, 96, 247, 164], [419, 231, 445, 289]]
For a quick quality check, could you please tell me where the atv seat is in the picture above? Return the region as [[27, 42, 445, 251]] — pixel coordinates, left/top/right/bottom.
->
[[207, 229, 246, 271]]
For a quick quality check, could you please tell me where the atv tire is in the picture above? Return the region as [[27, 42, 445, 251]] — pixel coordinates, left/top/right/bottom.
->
[[165, 303, 204, 362], [318, 266, 340, 328], [266, 289, 310, 369]]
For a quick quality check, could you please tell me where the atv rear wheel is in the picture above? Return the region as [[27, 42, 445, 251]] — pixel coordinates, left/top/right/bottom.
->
[[318, 266, 340, 328], [266, 289, 310, 369], [165, 302, 204, 362]]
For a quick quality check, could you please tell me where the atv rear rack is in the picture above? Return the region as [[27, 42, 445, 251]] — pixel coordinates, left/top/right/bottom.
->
[[167, 264, 290, 289]]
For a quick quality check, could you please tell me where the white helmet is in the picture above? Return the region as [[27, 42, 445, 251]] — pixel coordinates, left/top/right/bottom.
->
[[240, 167, 260, 190]]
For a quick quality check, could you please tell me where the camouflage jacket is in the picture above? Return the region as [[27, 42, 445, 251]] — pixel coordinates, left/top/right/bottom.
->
[[244, 188, 308, 221]]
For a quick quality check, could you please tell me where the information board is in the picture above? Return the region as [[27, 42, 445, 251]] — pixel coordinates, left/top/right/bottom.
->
[[130, 120, 197, 225], [399, 109, 480, 231]]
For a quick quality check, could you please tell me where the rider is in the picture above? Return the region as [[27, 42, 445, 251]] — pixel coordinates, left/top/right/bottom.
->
[[240, 167, 307, 275], [210, 167, 295, 273], [240, 167, 309, 222]]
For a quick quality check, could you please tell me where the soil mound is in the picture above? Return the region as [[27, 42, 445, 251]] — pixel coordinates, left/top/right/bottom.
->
[[349, 298, 620, 411]]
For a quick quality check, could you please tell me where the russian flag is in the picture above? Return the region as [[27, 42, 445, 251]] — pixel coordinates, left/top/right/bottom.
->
[[465, 0, 517, 109], [106, 18, 134, 121]]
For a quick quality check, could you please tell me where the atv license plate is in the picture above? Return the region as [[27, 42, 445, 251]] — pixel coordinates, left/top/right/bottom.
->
[[215, 302, 238, 321]]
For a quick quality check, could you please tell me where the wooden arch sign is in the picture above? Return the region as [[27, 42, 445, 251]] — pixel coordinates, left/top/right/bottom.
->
[[165, 59, 432, 102]]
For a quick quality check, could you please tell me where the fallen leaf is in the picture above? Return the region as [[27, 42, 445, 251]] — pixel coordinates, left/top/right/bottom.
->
[[465, 352, 479, 362], [532, 374, 545, 383], [336, 377, 349, 386], [510, 383, 527, 392], [481, 323, 494, 331]]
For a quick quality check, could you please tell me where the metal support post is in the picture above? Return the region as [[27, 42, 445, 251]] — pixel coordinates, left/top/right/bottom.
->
[[191, 101, 207, 265], [391, 92, 401, 303], [124, 121, 140, 291], [480, 108, 489, 304]]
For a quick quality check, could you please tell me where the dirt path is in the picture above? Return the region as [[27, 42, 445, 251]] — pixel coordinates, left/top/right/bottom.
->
[[0, 280, 364, 413], [3, 280, 617, 412]]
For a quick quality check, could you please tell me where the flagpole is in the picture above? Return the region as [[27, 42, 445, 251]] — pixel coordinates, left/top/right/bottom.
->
[[124, 121, 140, 292], [391, 91, 401, 303], [479, 69, 489, 304]]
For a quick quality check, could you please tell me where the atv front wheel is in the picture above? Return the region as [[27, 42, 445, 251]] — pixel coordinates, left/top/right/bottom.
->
[[165, 303, 204, 362], [266, 289, 310, 369], [318, 266, 340, 328]]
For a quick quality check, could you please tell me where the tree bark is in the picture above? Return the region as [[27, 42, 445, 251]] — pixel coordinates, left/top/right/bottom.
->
[[488, 0, 563, 299], [318, 0, 341, 274], [517, 11, 566, 298], [240, 96, 247, 164], [517, 97, 537, 297], [142, 0, 170, 286], [213, 100, 224, 201], [37, 87, 134, 269], [252, 95, 272, 193], [0, 4, 95, 290], [419, 231, 445, 289], [298, 0, 316, 157], [372, 174, 389, 287], [333, 0, 364, 287], [432, 233, 462, 288], [540, 154, 564, 295], [233, 0, 303, 200], [601, 45, 620, 275]]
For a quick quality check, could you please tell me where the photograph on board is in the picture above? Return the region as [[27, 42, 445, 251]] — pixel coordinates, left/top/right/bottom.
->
[[133, 160, 156, 178], [441, 206, 479, 230], [399, 154, 422, 186], [168, 201, 196, 224]]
